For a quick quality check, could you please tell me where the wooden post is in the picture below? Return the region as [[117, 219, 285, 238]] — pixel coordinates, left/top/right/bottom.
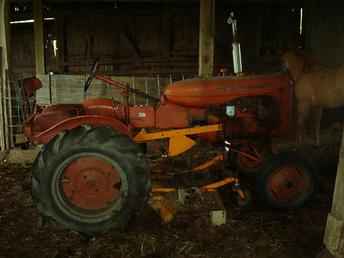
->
[[198, 0, 215, 78], [0, 47, 5, 151], [0, 0, 9, 151], [33, 0, 45, 75], [320, 128, 344, 258], [3, 70, 9, 149]]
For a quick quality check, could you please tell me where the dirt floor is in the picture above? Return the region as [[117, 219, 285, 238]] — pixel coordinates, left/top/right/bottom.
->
[[0, 152, 337, 258]]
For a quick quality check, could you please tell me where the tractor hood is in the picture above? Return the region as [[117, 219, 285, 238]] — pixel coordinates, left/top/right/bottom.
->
[[163, 73, 291, 108]]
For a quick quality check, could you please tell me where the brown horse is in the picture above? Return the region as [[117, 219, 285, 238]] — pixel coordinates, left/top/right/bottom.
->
[[281, 50, 344, 145]]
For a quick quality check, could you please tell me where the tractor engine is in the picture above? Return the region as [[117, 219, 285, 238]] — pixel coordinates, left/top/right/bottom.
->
[[221, 96, 280, 137]]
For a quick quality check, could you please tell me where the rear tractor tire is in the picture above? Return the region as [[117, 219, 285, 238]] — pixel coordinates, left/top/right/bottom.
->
[[32, 126, 150, 235], [256, 152, 316, 209]]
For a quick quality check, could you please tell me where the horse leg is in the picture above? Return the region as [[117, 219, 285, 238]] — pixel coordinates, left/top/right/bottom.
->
[[297, 101, 311, 144], [313, 106, 323, 146]]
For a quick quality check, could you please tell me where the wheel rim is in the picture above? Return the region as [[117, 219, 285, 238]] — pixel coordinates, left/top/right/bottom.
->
[[267, 165, 311, 203], [237, 144, 264, 172], [61, 156, 121, 210], [52, 153, 128, 222]]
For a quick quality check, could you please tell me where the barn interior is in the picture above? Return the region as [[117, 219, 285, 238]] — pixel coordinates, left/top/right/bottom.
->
[[0, 0, 344, 257]]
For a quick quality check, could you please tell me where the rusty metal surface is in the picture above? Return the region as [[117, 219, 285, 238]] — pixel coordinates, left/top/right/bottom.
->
[[164, 74, 291, 108], [25, 114, 129, 144], [267, 165, 311, 203], [155, 103, 190, 129], [62, 156, 121, 210]]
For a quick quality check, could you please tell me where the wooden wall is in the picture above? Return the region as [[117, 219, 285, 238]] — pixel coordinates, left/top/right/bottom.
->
[[304, 2, 344, 67], [9, 2, 302, 77]]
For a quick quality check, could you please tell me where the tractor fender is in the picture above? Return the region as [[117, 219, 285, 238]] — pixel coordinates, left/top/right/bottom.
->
[[30, 115, 130, 144]]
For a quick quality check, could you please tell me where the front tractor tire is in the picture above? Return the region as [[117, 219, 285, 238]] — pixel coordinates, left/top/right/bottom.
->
[[256, 152, 316, 209], [32, 126, 150, 235]]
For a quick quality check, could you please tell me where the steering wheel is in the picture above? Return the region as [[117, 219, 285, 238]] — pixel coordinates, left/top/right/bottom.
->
[[84, 59, 99, 94]]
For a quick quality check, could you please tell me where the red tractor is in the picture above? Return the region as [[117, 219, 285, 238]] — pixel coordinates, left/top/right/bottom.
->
[[24, 61, 316, 235]]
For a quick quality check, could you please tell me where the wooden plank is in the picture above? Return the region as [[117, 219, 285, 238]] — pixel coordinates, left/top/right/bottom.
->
[[159, 7, 174, 58], [121, 30, 143, 64], [6, 70, 13, 148], [3, 69, 9, 149]]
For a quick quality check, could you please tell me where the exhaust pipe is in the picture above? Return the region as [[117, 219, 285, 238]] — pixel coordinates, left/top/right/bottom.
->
[[227, 12, 243, 74]]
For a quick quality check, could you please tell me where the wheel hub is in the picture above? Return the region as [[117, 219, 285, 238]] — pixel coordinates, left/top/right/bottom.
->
[[267, 166, 310, 203], [61, 156, 121, 210]]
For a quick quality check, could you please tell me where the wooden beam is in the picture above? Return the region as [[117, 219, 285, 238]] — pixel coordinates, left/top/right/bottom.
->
[[4, 0, 9, 70], [322, 128, 344, 258], [198, 0, 215, 78], [121, 28, 143, 65], [33, 0, 45, 75]]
